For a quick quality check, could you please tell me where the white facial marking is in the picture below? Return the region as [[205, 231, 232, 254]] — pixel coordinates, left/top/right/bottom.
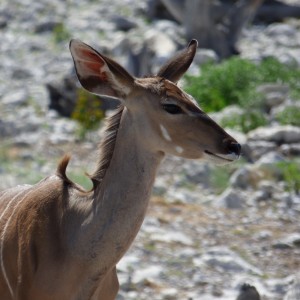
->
[[175, 146, 184, 154], [160, 125, 172, 142]]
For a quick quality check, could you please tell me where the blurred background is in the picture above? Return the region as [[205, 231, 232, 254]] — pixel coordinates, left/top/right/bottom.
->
[[1, 0, 300, 299]]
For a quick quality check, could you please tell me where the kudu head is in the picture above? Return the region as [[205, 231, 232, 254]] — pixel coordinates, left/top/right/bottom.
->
[[69, 39, 241, 164]]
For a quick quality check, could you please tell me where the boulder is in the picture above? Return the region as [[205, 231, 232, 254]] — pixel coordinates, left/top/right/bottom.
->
[[248, 126, 300, 144], [194, 247, 262, 275], [216, 188, 246, 209]]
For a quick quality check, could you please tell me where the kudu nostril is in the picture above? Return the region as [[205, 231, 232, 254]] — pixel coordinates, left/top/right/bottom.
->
[[228, 142, 241, 156]]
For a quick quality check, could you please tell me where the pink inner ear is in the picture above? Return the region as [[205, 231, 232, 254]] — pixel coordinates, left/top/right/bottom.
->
[[76, 48, 107, 80]]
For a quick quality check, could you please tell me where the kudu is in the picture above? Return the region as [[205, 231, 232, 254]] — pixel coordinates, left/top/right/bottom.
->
[[0, 39, 241, 299]]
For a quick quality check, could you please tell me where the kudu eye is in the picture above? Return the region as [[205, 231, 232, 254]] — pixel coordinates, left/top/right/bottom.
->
[[162, 104, 183, 114]]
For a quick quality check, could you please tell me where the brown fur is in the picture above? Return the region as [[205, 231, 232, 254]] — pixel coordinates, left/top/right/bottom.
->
[[0, 177, 68, 299], [56, 154, 72, 184], [56, 154, 90, 193], [55, 105, 125, 193], [89, 105, 124, 188]]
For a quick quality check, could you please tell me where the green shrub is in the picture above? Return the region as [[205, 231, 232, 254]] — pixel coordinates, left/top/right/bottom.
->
[[185, 57, 259, 112], [258, 58, 300, 99], [277, 160, 300, 194], [52, 22, 71, 44], [210, 166, 231, 194], [210, 159, 246, 194], [71, 89, 105, 139], [221, 110, 268, 133], [184, 57, 300, 113], [275, 106, 300, 127]]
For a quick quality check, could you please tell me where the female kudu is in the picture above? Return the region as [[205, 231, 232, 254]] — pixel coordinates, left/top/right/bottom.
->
[[0, 39, 240, 299]]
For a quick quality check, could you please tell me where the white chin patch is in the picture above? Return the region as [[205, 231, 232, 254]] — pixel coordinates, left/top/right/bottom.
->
[[202, 151, 239, 165], [175, 146, 184, 154]]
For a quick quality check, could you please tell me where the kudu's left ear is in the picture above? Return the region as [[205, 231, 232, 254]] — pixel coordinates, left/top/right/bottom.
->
[[69, 39, 135, 99], [157, 39, 198, 84]]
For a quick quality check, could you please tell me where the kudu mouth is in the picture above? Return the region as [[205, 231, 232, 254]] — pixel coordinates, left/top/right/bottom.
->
[[204, 141, 241, 162]]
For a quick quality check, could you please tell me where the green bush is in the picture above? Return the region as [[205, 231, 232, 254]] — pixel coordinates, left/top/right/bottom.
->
[[221, 110, 268, 133], [258, 58, 300, 99], [185, 57, 300, 113], [210, 166, 231, 194], [275, 106, 300, 127], [277, 160, 300, 194], [71, 89, 105, 139], [52, 23, 71, 44], [185, 57, 259, 112], [210, 159, 246, 194]]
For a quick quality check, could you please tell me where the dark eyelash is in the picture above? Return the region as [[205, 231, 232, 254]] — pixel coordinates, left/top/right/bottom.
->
[[162, 104, 183, 114]]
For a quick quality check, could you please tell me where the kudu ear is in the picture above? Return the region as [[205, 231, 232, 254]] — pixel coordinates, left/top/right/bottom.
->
[[69, 39, 135, 99], [157, 39, 198, 83]]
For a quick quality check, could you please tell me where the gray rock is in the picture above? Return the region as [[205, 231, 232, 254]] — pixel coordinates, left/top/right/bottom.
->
[[13, 132, 44, 146], [11, 67, 33, 80], [253, 180, 280, 202], [126, 41, 154, 77], [254, 230, 272, 241], [212, 105, 244, 124], [0, 15, 8, 29], [182, 161, 212, 187], [255, 151, 284, 165], [145, 28, 177, 56], [150, 229, 193, 246], [280, 143, 300, 157], [257, 84, 289, 110], [165, 187, 201, 204], [194, 49, 218, 65], [117, 254, 140, 273], [131, 265, 163, 284], [144, 28, 177, 68], [245, 140, 277, 161], [248, 126, 300, 145], [256, 84, 289, 96], [216, 187, 245, 209], [266, 276, 292, 296], [194, 247, 262, 275], [160, 288, 179, 300], [236, 283, 261, 300], [271, 102, 300, 123], [230, 166, 261, 189], [1, 89, 29, 107], [111, 15, 137, 32], [34, 20, 61, 33], [273, 233, 300, 250], [152, 20, 183, 44], [284, 274, 300, 300], [265, 92, 286, 109], [0, 119, 19, 138], [47, 118, 78, 144], [266, 23, 297, 38], [46, 74, 78, 117], [253, 190, 270, 203]]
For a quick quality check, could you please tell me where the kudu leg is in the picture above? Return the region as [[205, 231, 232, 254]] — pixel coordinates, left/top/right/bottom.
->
[[96, 267, 119, 300]]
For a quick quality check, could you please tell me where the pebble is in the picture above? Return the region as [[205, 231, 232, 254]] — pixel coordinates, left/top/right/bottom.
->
[[194, 247, 262, 275], [216, 187, 245, 209]]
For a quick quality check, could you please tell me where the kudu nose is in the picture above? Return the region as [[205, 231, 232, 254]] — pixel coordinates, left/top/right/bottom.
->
[[227, 142, 241, 157]]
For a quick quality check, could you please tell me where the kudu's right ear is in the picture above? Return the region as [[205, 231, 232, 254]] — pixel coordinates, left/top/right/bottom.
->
[[69, 39, 135, 99], [157, 39, 198, 84]]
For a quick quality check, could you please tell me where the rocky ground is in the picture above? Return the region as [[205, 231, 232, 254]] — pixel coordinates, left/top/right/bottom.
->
[[1, 0, 300, 299]]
